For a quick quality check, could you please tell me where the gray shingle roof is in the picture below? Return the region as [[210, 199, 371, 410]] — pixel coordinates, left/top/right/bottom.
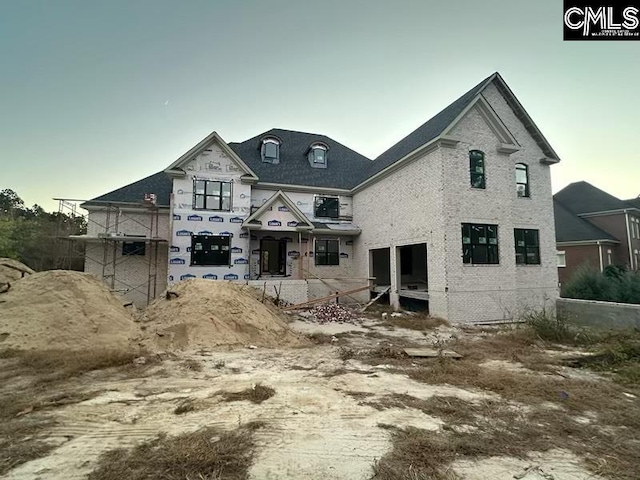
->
[[554, 181, 629, 215], [554, 198, 618, 243], [625, 197, 640, 209], [228, 128, 372, 190], [363, 74, 494, 180], [82, 172, 172, 208]]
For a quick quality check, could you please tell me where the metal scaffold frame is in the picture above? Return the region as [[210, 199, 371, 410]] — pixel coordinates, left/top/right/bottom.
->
[[55, 198, 167, 306]]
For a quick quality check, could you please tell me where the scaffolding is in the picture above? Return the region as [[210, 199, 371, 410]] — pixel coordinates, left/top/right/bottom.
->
[[55, 197, 167, 306]]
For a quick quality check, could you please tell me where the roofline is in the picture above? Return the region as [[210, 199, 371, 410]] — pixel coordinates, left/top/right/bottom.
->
[[255, 182, 351, 195], [556, 240, 620, 246], [242, 190, 315, 229], [164, 131, 259, 180], [578, 208, 640, 218], [352, 138, 443, 193], [492, 73, 560, 162]]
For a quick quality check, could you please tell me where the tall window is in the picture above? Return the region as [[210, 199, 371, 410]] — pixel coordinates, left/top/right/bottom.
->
[[557, 250, 566, 268], [315, 239, 339, 266], [469, 150, 485, 189], [516, 163, 530, 197], [462, 223, 499, 264], [261, 138, 280, 164], [194, 180, 232, 211], [191, 235, 230, 266], [314, 196, 339, 219], [514, 229, 540, 265]]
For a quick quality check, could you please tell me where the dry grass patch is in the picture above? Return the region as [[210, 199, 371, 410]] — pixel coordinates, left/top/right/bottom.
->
[[219, 384, 275, 404], [88, 424, 263, 480], [0, 416, 55, 476], [180, 359, 203, 372], [173, 398, 195, 415], [307, 332, 334, 344], [338, 345, 408, 365], [382, 314, 449, 331]]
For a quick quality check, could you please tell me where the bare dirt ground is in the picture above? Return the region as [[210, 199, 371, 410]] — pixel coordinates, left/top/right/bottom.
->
[[1, 313, 639, 480]]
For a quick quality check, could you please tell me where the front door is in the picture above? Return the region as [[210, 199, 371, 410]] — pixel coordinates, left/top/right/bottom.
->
[[260, 239, 287, 275]]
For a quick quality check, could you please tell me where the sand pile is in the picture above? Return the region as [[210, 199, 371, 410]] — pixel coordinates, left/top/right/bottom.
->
[[0, 270, 139, 352], [0, 258, 35, 285], [140, 279, 306, 350]]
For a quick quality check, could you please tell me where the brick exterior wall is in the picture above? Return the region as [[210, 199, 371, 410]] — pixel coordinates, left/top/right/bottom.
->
[[353, 83, 559, 323]]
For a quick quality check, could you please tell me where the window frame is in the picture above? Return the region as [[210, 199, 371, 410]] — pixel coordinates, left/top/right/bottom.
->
[[556, 250, 566, 268], [261, 138, 280, 164], [122, 241, 146, 256], [315, 239, 340, 266], [314, 196, 340, 219], [514, 228, 540, 265], [190, 234, 231, 266], [515, 163, 530, 198], [461, 223, 499, 265], [309, 144, 328, 166], [193, 179, 232, 211], [469, 150, 486, 189]]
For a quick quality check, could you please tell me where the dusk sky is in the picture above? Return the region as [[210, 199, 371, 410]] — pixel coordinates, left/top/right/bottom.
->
[[1, 0, 638, 212]]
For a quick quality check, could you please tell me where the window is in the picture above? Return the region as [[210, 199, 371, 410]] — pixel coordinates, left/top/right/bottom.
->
[[193, 180, 231, 211], [122, 241, 145, 256], [557, 250, 566, 267], [314, 196, 339, 219], [261, 138, 280, 164], [190, 235, 230, 266], [514, 229, 540, 265], [515, 163, 529, 197], [462, 223, 499, 264], [315, 239, 339, 266], [607, 249, 613, 266], [308, 144, 328, 167], [469, 150, 485, 189]]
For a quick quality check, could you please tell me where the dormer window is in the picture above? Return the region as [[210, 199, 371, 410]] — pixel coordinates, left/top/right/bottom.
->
[[308, 143, 328, 169], [261, 138, 280, 164]]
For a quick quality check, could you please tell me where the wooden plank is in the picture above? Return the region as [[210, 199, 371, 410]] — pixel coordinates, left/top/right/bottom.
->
[[403, 348, 462, 359], [303, 268, 364, 307], [283, 285, 370, 311], [360, 286, 391, 312]]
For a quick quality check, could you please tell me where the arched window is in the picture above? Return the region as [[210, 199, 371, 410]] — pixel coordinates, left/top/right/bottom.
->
[[308, 143, 328, 168], [515, 163, 529, 197], [469, 150, 485, 189], [261, 138, 280, 164]]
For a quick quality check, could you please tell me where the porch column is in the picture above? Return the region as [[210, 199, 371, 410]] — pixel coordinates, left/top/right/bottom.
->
[[390, 245, 400, 310]]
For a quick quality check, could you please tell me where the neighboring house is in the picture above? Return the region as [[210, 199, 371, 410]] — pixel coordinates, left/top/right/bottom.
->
[[554, 182, 640, 284], [78, 72, 561, 323]]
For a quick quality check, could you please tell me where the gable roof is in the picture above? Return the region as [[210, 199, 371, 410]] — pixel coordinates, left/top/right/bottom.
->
[[165, 131, 258, 181], [554, 181, 630, 215], [554, 198, 618, 243], [82, 172, 172, 208], [228, 128, 372, 190], [242, 190, 313, 229]]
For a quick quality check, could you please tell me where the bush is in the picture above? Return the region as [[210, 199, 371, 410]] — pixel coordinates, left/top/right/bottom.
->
[[520, 307, 597, 345], [562, 266, 640, 304]]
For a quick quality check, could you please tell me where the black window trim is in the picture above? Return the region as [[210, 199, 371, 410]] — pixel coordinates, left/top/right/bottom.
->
[[261, 138, 280, 164], [462, 223, 499, 265], [314, 195, 340, 219], [315, 238, 340, 266], [122, 241, 146, 256], [515, 163, 530, 198], [193, 179, 232, 211], [514, 228, 540, 265], [469, 150, 486, 189], [190, 234, 231, 266]]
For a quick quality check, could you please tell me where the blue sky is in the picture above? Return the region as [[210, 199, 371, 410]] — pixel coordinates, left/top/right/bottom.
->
[[1, 0, 638, 211]]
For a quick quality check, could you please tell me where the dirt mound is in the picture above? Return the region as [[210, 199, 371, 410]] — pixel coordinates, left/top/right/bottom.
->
[[0, 270, 139, 352], [0, 258, 35, 285], [140, 280, 306, 350]]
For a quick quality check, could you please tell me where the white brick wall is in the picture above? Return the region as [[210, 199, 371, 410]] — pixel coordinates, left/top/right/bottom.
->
[[352, 84, 558, 323]]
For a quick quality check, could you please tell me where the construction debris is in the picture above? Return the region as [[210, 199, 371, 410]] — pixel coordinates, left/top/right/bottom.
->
[[309, 303, 360, 324], [283, 285, 370, 311], [0, 258, 34, 285]]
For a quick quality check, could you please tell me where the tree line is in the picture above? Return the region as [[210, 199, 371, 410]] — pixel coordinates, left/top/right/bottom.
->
[[0, 189, 86, 271]]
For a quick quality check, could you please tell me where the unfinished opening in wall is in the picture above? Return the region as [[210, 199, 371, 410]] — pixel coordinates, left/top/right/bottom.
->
[[261, 238, 287, 275], [399, 296, 429, 312], [370, 248, 391, 288], [398, 243, 428, 301]]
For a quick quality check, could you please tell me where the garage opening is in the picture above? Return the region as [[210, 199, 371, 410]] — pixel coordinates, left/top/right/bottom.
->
[[397, 243, 428, 301]]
